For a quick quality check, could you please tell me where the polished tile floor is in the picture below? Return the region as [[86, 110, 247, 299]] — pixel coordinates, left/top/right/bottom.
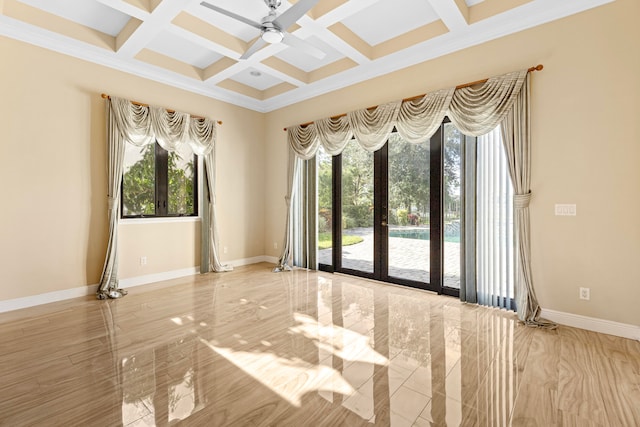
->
[[0, 263, 638, 426]]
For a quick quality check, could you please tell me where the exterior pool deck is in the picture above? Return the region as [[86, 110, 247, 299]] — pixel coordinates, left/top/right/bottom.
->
[[318, 227, 461, 289]]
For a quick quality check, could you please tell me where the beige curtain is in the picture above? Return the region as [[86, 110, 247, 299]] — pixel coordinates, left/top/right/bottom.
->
[[448, 70, 527, 136], [203, 148, 233, 273], [97, 105, 127, 299], [274, 146, 300, 271], [396, 88, 454, 144], [500, 74, 552, 327], [316, 116, 352, 155], [97, 97, 229, 300], [347, 101, 401, 151], [280, 68, 552, 327]]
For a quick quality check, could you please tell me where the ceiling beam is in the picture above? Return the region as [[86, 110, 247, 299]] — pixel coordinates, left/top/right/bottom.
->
[[426, 0, 469, 31]]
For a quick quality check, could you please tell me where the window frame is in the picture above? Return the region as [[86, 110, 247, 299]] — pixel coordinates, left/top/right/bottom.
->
[[120, 141, 199, 219]]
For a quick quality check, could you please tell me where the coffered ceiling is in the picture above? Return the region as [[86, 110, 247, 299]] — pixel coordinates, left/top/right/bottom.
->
[[0, 0, 613, 112]]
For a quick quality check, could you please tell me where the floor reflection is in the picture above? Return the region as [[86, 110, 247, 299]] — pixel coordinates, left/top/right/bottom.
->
[[3, 264, 635, 426], [99, 267, 526, 426]]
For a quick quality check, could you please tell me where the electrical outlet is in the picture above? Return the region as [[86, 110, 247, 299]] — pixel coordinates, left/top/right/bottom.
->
[[223, 246, 228, 254], [579, 287, 590, 300], [273, 242, 278, 249], [140, 256, 147, 266]]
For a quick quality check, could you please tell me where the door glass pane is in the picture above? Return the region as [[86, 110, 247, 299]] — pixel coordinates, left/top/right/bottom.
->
[[317, 146, 333, 266], [341, 142, 373, 273], [443, 124, 463, 289], [122, 143, 155, 216], [387, 133, 430, 282]]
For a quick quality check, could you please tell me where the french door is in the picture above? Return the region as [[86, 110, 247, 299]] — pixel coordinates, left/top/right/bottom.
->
[[318, 122, 464, 296]]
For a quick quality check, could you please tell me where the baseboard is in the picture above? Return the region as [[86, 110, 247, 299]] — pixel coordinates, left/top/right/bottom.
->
[[0, 257, 279, 314], [541, 308, 640, 341], [226, 255, 278, 267], [119, 267, 200, 289], [0, 283, 99, 314]]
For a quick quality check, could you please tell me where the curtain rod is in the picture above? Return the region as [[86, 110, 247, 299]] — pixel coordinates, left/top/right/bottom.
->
[[100, 93, 222, 125], [283, 64, 543, 131]]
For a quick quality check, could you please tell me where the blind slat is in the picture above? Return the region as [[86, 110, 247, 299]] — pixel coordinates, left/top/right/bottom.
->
[[477, 126, 515, 310]]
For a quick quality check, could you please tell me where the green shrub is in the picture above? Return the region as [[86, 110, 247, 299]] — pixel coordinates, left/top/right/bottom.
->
[[388, 209, 398, 225], [397, 209, 408, 226], [343, 216, 357, 230]]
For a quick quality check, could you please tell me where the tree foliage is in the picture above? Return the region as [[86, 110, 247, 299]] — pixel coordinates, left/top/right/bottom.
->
[[316, 128, 463, 230], [168, 151, 195, 215], [388, 133, 430, 220], [122, 144, 155, 216]]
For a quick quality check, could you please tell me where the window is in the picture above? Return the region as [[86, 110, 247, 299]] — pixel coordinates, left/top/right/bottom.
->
[[121, 142, 198, 218]]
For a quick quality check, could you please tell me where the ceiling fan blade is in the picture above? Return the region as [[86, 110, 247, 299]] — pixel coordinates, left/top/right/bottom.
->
[[241, 37, 268, 60], [200, 2, 263, 30], [273, 0, 319, 30], [282, 32, 325, 59]]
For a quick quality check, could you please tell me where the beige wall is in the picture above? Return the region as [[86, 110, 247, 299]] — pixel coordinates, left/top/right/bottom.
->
[[264, 0, 640, 326], [0, 37, 265, 300]]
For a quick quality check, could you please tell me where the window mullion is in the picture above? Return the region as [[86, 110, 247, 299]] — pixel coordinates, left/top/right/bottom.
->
[[156, 142, 168, 216]]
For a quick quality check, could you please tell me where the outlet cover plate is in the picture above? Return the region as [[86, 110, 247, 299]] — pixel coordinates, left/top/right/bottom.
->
[[579, 287, 590, 300]]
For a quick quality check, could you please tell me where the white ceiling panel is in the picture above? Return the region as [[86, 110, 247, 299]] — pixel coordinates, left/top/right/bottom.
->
[[230, 67, 283, 91], [274, 35, 344, 72], [465, 0, 485, 6], [18, 0, 131, 36], [341, 0, 440, 46], [147, 31, 222, 69]]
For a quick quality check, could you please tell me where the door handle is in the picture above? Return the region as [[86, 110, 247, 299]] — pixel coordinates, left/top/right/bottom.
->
[[381, 221, 387, 227]]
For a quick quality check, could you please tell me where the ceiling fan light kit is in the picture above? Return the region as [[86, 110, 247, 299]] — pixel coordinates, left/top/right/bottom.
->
[[262, 27, 284, 44]]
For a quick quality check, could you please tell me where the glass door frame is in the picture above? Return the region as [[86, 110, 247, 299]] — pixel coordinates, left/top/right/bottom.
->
[[318, 122, 461, 298]]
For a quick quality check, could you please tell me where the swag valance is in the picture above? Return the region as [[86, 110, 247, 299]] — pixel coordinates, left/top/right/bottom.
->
[[97, 96, 230, 301], [287, 69, 527, 158], [108, 96, 218, 154]]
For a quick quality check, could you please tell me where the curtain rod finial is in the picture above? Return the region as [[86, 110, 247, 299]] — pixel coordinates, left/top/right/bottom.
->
[[535, 64, 543, 71]]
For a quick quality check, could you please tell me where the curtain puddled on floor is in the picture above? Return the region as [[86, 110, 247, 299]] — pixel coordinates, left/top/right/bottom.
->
[[277, 69, 554, 328], [97, 97, 231, 300]]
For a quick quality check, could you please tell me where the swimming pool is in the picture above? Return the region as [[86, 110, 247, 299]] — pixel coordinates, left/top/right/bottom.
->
[[388, 228, 460, 243]]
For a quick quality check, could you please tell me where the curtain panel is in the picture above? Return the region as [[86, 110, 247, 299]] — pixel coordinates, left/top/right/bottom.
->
[[278, 68, 553, 327], [97, 97, 230, 300]]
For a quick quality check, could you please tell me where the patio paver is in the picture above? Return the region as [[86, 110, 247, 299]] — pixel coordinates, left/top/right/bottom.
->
[[318, 228, 461, 289]]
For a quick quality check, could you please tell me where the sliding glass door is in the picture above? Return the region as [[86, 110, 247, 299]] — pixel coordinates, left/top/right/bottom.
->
[[319, 122, 463, 296]]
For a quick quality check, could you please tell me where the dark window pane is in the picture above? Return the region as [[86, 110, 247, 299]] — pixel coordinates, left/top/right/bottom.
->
[[167, 144, 196, 215], [122, 144, 155, 216], [121, 141, 197, 218]]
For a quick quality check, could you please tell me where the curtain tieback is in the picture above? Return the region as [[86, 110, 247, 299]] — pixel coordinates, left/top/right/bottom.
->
[[514, 192, 531, 209], [108, 196, 117, 210]]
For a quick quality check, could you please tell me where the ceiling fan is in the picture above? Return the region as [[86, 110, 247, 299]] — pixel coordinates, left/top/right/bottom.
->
[[200, 0, 326, 60]]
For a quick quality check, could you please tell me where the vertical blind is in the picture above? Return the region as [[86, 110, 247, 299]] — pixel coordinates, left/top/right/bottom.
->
[[477, 126, 515, 309]]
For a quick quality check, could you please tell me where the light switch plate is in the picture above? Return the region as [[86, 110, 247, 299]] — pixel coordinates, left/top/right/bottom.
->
[[555, 204, 576, 216]]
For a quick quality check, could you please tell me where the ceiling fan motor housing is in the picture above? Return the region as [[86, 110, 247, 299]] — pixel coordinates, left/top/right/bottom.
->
[[264, 0, 281, 11]]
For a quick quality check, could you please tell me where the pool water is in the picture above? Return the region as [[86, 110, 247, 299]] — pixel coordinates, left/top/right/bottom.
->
[[388, 228, 460, 243]]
